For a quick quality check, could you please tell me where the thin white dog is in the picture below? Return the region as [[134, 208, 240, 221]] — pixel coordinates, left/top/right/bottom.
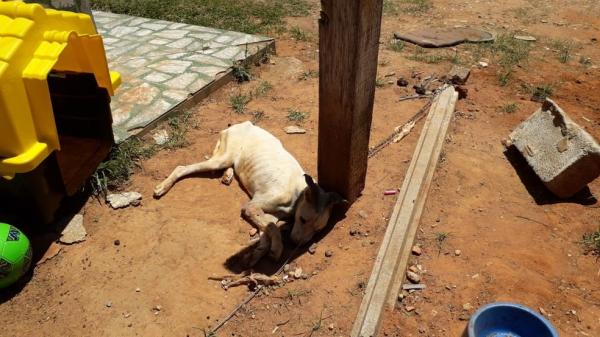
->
[[154, 121, 344, 266]]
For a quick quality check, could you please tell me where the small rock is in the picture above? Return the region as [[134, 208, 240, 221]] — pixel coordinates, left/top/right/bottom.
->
[[284, 126, 306, 134], [514, 35, 537, 42], [135, 288, 141, 292], [409, 265, 419, 273], [106, 301, 112, 308], [350, 229, 359, 236], [249, 228, 258, 236], [396, 77, 409, 87], [153, 305, 162, 312], [385, 71, 396, 77], [402, 284, 426, 291], [358, 210, 369, 219], [124, 312, 132, 318], [478, 61, 489, 68], [114, 239, 121, 246], [127, 323, 133, 328], [539, 307, 548, 316], [405, 306, 416, 312], [459, 313, 470, 321], [301, 273, 309, 280], [414, 85, 427, 95], [293, 267, 303, 279], [406, 271, 421, 284], [283, 264, 290, 272], [411, 245, 422, 256], [328, 323, 335, 330], [308, 243, 317, 255], [462, 303, 473, 311], [59, 214, 87, 244], [152, 129, 170, 145], [448, 65, 471, 85], [325, 250, 333, 257], [37, 242, 62, 265], [454, 249, 462, 256], [107, 192, 142, 209]]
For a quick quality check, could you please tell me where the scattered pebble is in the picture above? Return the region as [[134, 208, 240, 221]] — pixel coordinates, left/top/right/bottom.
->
[[283, 264, 290, 272], [106, 301, 112, 308], [478, 61, 489, 68], [328, 323, 335, 330], [396, 77, 409, 87], [409, 265, 419, 273], [308, 243, 317, 255], [406, 271, 421, 284], [293, 267, 303, 279], [107, 192, 142, 209], [454, 249, 462, 256], [152, 129, 170, 145], [405, 306, 416, 312], [411, 245, 422, 256], [249, 228, 258, 236], [358, 210, 369, 219], [514, 35, 537, 42], [301, 273, 309, 280], [325, 250, 333, 257], [135, 288, 141, 293], [539, 307, 548, 316], [37, 242, 61, 265], [59, 214, 87, 244], [462, 303, 473, 311], [153, 305, 162, 312], [284, 126, 306, 134], [114, 239, 121, 246]]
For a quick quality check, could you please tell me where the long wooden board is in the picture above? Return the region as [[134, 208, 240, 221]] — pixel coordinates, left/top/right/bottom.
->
[[351, 85, 458, 337]]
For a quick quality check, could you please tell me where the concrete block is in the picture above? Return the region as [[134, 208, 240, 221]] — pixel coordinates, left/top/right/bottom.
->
[[507, 99, 600, 198], [447, 65, 470, 85]]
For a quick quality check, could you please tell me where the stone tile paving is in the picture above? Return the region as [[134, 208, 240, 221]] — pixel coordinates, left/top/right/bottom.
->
[[93, 11, 273, 142]]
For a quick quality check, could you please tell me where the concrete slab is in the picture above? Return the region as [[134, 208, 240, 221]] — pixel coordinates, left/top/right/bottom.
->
[[508, 99, 600, 198], [92, 11, 274, 142]]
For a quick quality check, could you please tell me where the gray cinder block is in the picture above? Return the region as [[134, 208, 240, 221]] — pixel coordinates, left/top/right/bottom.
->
[[507, 99, 600, 198]]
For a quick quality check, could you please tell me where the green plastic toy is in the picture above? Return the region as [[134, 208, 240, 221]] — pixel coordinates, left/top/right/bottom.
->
[[0, 223, 32, 289]]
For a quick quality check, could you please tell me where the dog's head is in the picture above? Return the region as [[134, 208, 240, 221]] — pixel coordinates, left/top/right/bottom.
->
[[291, 174, 346, 245]]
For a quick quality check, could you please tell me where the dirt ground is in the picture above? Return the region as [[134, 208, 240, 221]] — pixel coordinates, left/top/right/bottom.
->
[[2, 0, 600, 336]]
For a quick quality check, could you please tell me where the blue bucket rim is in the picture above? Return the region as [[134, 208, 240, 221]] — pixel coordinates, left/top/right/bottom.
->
[[468, 302, 559, 337]]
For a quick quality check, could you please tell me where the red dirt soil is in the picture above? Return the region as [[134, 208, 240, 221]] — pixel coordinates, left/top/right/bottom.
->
[[1, 0, 599, 336]]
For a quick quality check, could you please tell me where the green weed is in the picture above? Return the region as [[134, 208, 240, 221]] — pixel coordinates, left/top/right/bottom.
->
[[230, 93, 251, 114], [500, 103, 519, 113], [287, 109, 307, 122], [582, 227, 600, 256], [290, 26, 310, 41], [388, 40, 406, 52], [298, 70, 318, 81], [91, 0, 311, 34]]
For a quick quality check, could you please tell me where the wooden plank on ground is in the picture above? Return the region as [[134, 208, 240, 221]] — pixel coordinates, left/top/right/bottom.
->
[[351, 85, 458, 337], [317, 0, 383, 203]]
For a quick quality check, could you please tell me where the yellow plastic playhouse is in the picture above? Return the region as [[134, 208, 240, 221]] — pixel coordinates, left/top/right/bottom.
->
[[0, 0, 120, 223]]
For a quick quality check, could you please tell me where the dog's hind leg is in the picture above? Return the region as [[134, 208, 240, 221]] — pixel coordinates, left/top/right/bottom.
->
[[154, 131, 234, 197], [221, 167, 234, 185]]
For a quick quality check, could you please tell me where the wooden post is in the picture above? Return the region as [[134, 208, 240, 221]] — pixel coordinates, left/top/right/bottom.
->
[[318, 0, 383, 203]]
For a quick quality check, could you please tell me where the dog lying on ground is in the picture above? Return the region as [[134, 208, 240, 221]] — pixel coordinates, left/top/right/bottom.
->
[[154, 121, 344, 266]]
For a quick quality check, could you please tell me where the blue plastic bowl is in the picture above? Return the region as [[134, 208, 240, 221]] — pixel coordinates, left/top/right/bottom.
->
[[468, 302, 559, 337]]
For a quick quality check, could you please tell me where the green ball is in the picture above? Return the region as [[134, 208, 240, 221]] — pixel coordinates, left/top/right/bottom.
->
[[0, 223, 32, 289]]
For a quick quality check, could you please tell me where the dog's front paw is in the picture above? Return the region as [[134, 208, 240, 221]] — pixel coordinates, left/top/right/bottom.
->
[[153, 182, 168, 198]]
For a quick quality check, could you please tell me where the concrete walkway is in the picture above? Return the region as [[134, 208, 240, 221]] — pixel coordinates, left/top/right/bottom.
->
[[93, 11, 273, 142]]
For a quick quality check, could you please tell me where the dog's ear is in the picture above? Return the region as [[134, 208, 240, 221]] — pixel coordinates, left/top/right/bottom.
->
[[304, 174, 320, 204], [326, 192, 347, 207]]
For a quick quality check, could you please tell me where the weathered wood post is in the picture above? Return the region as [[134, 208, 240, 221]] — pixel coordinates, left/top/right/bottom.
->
[[318, 0, 384, 203]]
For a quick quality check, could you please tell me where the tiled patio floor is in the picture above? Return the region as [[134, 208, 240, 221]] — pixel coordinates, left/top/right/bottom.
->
[[93, 11, 273, 142]]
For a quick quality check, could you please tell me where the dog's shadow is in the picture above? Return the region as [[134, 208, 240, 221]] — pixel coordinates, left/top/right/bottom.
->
[[224, 210, 347, 275]]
